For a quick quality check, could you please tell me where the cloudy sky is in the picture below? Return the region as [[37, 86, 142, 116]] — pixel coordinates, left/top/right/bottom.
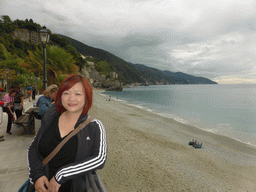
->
[[2, 0, 256, 84]]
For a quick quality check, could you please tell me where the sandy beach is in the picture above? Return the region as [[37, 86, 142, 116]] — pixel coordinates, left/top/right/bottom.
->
[[90, 90, 256, 192]]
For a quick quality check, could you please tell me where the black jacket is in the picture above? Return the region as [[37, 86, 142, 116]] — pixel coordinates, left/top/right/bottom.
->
[[27, 104, 107, 191]]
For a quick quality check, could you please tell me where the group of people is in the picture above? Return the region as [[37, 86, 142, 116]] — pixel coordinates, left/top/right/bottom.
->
[[1, 74, 107, 192], [0, 85, 24, 139], [0, 83, 59, 141]]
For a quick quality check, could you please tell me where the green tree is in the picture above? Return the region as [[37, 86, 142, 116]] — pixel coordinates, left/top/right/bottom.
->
[[47, 45, 78, 76], [0, 43, 26, 87], [0, 43, 23, 69], [22, 45, 78, 85], [1, 15, 12, 23], [95, 61, 112, 76]]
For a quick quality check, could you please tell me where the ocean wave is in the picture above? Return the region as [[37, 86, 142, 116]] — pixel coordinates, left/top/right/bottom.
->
[[156, 112, 189, 125], [100, 91, 256, 148]]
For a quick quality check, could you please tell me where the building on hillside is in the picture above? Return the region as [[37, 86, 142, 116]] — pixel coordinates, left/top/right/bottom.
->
[[109, 72, 118, 79], [12, 28, 40, 45]]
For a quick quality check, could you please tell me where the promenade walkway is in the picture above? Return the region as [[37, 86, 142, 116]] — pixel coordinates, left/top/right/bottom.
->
[[0, 98, 36, 192]]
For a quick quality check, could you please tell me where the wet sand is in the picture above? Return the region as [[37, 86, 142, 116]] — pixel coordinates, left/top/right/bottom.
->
[[89, 90, 256, 192]]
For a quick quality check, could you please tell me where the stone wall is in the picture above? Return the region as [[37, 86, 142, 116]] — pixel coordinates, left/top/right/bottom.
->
[[12, 28, 40, 45]]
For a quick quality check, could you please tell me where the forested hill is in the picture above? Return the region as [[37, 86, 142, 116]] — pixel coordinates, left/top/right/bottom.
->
[[132, 64, 217, 85], [0, 15, 217, 87], [58, 34, 144, 84], [60, 35, 217, 85]]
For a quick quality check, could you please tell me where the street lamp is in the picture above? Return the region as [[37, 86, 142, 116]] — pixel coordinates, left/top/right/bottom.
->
[[5, 69, 9, 92], [39, 26, 50, 90]]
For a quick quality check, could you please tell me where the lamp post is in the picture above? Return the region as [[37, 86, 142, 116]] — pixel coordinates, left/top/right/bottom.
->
[[39, 26, 50, 90], [5, 69, 9, 92]]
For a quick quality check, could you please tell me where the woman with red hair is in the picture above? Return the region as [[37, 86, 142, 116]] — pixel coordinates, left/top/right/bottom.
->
[[27, 74, 107, 192]]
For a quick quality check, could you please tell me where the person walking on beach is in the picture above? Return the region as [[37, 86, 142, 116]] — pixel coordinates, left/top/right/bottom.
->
[[3, 88, 16, 135], [27, 74, 107, 192], [27, 84, 32, 102], [37, 84, 58, 118]]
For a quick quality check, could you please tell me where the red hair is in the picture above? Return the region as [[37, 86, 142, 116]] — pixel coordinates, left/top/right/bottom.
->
[[55, 74, 93, 116]]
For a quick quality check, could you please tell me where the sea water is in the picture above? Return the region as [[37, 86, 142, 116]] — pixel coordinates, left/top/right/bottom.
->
[[102, 84, 256, 147]]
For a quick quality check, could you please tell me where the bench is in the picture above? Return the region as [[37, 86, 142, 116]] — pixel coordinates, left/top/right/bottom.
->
[[14, 114, 30, 134], [14, 107, 38, 135]]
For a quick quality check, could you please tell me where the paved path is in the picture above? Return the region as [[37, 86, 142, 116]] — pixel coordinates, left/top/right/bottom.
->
[[0, 98, 37, 192]]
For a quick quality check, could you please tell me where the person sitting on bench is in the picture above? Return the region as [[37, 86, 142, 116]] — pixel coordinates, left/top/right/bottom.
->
[[37, 84, 58, 119]]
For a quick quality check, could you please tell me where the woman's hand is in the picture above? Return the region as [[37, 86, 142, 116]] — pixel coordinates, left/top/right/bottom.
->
[[49, 177, 61, 192], [34, 175, 50, 192]]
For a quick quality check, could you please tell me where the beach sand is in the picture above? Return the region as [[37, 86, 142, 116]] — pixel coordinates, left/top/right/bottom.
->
[[89, 90, 256, 192]]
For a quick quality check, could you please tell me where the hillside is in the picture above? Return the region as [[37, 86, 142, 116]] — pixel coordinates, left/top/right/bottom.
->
[[61, 35, 217, 85], [0, 16, 88, 89], [0, 14, 217, 89], [162, 71, 217, 84], [133, 64, 217, 85], [58, 35, 145, 84]]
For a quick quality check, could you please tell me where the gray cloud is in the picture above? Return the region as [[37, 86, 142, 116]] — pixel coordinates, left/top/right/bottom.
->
[[3, 0, 256, 83], [39, 9, 68, 22]]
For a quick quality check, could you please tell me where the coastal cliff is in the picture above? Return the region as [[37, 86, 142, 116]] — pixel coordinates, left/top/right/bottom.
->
[[7, 22, 217, 91], [62, 35, 218, 86]]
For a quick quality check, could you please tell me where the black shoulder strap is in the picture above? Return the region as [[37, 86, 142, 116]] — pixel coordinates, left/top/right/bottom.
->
[[42, 117, 94, 166]]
